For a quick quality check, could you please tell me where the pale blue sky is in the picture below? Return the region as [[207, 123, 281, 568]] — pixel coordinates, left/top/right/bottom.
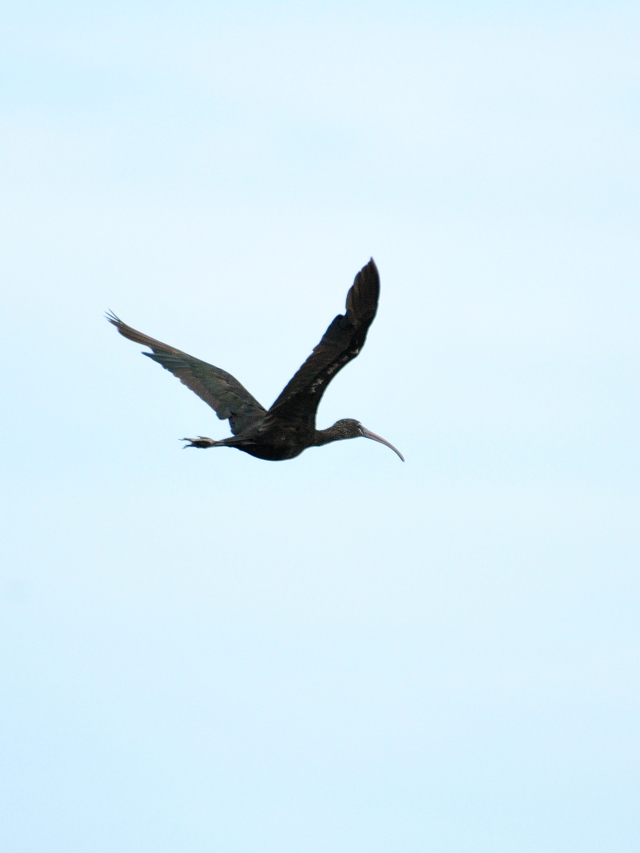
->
[[1, 3, 639, 852]]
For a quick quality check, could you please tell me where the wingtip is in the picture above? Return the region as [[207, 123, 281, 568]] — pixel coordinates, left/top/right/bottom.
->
[[345, 258, 380, 321], [105, 309, 121, 326], [363, 257, 379, 279]]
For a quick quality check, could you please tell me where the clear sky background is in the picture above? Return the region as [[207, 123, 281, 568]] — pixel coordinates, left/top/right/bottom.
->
[[1, 2, 638, 851]]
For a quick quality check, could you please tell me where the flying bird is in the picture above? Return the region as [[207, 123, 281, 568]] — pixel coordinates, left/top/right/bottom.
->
[[107, 259, 404, 462]]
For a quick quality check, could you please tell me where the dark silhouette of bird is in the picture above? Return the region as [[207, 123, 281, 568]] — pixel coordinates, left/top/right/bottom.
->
[[107, 259, 404, 462]]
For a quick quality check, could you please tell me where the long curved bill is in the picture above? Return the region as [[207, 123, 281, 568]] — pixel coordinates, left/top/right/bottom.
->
[[360, 426, 405, 462]]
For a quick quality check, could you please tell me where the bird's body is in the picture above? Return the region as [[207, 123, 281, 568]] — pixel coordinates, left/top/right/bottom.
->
[[200, 416, 372, 462], [107, 259, 403, 462]]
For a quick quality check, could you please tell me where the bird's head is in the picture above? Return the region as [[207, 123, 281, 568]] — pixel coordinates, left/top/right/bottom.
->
[[330, 418, 404, 461]]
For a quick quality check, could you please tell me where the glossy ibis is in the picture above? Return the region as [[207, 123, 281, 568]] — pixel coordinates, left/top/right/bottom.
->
[[107, 259, 404, 462]]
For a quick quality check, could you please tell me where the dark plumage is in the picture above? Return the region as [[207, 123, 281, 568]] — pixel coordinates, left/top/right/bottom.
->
[[107, 259, 404, 462]]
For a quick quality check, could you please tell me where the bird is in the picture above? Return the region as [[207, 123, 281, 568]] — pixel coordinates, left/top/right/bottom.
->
[[107, 258, 404, 462]]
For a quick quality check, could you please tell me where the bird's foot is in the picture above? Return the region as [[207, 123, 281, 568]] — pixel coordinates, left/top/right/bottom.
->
[[181, 436, 216, 449]]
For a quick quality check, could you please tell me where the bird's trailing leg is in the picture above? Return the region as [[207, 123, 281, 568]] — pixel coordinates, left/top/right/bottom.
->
[[181, 436, 217, 449]]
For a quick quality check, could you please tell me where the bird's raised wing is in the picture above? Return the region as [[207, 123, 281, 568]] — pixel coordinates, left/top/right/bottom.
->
[[267, 259, 380, 423], [106, 312, 266, 435]]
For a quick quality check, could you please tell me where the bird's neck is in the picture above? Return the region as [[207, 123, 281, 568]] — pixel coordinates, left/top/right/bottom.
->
[[313, 425, 349, 446]]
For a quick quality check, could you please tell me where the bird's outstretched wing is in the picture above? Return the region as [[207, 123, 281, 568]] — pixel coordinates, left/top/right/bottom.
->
[[106, 312, 266, 435], [267, 258, 380, 423]]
